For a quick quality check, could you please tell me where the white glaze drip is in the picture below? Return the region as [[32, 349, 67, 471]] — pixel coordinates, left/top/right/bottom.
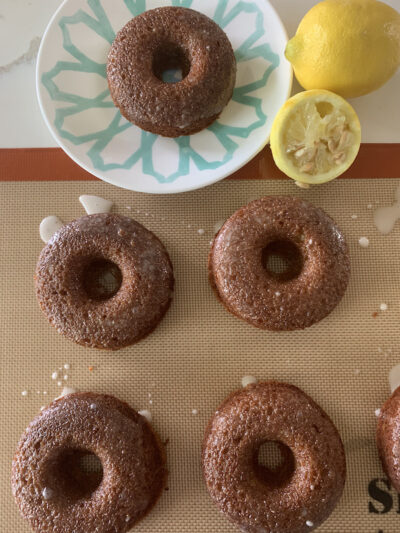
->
[[39, 216, 64, 243], [56, 386, 77, 399], [373, 185, 400, 234], [295, 181, 310, 189], [358, 237, 370, 248], [79, 195, 113, 215], [389, 364, 400, 393], [42, 487, 53, 500], [241, 375, 257, 388], [213, 219, 225, 235], [138, 409, 152, 422]]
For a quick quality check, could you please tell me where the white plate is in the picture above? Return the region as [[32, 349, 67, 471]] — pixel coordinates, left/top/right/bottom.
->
[[37, 0, 292, 194]]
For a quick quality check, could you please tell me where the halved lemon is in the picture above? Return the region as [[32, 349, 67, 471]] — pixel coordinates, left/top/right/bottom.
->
[[270, 90, 361, 185]]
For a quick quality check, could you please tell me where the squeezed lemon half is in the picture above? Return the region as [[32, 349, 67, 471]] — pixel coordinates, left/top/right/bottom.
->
[[270, 90, 361, 185]]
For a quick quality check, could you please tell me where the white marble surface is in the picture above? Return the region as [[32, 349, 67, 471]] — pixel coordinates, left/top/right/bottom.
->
[[0, 0, 399, 148]]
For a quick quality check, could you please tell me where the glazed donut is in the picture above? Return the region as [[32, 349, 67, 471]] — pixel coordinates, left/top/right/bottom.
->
[[35, 213, 174, 349], [107, 7, 236, 137], [209, 196, 350, 330], [202, 381, 346, 533], [11, 392, 166, 533], [377, 386, 400, 492]]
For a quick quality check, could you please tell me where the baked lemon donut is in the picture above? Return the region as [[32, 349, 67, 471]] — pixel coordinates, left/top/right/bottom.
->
[[377, 385, 400, 492], [209, 196, 350, 330], [107, 7, 236, 137], [202, 381, 346, 532], [12, 392, 166, 533], [35, 214, 174, 349]]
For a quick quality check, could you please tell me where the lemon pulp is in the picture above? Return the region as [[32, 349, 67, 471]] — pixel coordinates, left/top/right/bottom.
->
[[286, 100, 355, 175]]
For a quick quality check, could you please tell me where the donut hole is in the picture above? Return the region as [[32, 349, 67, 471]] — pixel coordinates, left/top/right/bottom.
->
[[254, 441, 295, 488], [47, 449, 103, 502], [152, 42, 191, 83], [82, 259, 122, 301], [262, 240, 303, 282]]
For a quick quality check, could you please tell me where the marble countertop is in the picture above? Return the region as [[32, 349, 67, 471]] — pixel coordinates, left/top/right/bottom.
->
[[0, 0, 399, 148]]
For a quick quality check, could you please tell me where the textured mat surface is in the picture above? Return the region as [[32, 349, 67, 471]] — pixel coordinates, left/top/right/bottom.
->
[[1, 178, 400, 532]]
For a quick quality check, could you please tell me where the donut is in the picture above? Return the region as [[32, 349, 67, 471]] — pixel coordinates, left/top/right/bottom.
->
[[35, 213, 174, 349], [377, 386, 400, 492], [107, 7, 236, 137], [209, 196, 350, 330], [202, 381, 346, 533], [11, 392, 166, 533]]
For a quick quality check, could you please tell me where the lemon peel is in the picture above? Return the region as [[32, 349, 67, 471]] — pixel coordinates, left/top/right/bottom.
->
[[285, 0, 400, 98]]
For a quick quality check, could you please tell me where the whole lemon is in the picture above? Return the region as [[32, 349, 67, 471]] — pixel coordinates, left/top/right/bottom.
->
[[285, 0, 400, 98]]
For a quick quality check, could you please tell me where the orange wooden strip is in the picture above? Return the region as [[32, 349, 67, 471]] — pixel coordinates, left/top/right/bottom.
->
[[229, 143, 400, 180], [0, 148, 96, 182], [0, 145, 399, 182]]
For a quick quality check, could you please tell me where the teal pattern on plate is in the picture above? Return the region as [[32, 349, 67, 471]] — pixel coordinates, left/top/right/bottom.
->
[[42, 0, 280, 183]]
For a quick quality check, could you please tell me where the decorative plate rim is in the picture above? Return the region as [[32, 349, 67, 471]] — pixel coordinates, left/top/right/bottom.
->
[[36, 0, 293, 194]]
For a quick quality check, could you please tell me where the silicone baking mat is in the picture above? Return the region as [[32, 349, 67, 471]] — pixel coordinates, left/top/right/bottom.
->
[[1, 174, 400, 532]]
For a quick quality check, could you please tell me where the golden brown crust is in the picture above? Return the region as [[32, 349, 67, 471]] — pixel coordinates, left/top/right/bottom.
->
[[35, 214, 174, 349], [208, 196, 350, 331], [107, 7, 236, 137], [11, 392, 167, 533], [377, 386, 400, 492], [202, 381, 346, 533]]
